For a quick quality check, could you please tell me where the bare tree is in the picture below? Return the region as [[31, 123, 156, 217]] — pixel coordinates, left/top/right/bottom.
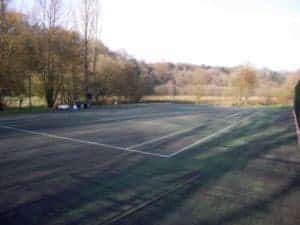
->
[[37, 0, 63, 108], [81, 0, 99, 103], [231, 65, 258, 105], [91, 0, 101, 102], [0, 0, 9, 110], [0, 0, 6, 21]]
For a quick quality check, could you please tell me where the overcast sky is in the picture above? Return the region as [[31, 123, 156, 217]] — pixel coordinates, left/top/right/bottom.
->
[[10, 0, 300, 71]]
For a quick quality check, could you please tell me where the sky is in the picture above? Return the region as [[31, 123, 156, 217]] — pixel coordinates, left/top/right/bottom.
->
[[10, 0, 300, 71]]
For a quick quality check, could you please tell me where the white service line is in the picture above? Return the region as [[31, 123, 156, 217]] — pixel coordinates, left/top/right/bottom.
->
[[0, 125, 169, 158], [129, 112, 240, 150]]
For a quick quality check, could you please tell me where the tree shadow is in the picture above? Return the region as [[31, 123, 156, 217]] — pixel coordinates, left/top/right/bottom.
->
[[112, 118, 297, 225], [0, 108, 296, 225]]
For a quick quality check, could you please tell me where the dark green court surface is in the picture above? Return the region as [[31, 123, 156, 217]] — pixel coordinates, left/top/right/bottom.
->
[[0, 104, 299, 225]]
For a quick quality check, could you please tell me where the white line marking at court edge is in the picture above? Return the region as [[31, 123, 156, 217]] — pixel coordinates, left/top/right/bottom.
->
[[0, 125, 169, 158]]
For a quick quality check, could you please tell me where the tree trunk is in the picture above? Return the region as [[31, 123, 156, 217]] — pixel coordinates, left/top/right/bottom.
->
[[92, 43, 97, 103], [84, 12, 89, 103], [28, 74, 32, 111], [18, 96, 23, 110], [84, 39, 88, 100], [72, 66, 76, 103], [0, 92, 3, 111], [46, 92, 55, 108], [45, 76, 55, 109], [0, 1, 7, 111]]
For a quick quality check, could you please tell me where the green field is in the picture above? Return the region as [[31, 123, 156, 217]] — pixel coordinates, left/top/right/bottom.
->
[[0, 104, 299, 225]]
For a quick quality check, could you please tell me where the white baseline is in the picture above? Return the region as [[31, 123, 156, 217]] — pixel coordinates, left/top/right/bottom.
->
[[0, 125, 169, 158]]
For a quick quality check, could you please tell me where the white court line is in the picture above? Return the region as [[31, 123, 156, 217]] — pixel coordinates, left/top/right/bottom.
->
[[128, 112, 240, 150], [0, 125, 169, 158], [168, 123, 238, 157], [88, 111, 205, 124], [0, 112, 253, 159], [128, 124, 205, 149], [168, 114, 254, 157]]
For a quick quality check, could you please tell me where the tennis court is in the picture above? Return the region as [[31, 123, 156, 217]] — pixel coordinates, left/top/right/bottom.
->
[[0, 104, 254, 158], [0, 104, 299, 225]]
